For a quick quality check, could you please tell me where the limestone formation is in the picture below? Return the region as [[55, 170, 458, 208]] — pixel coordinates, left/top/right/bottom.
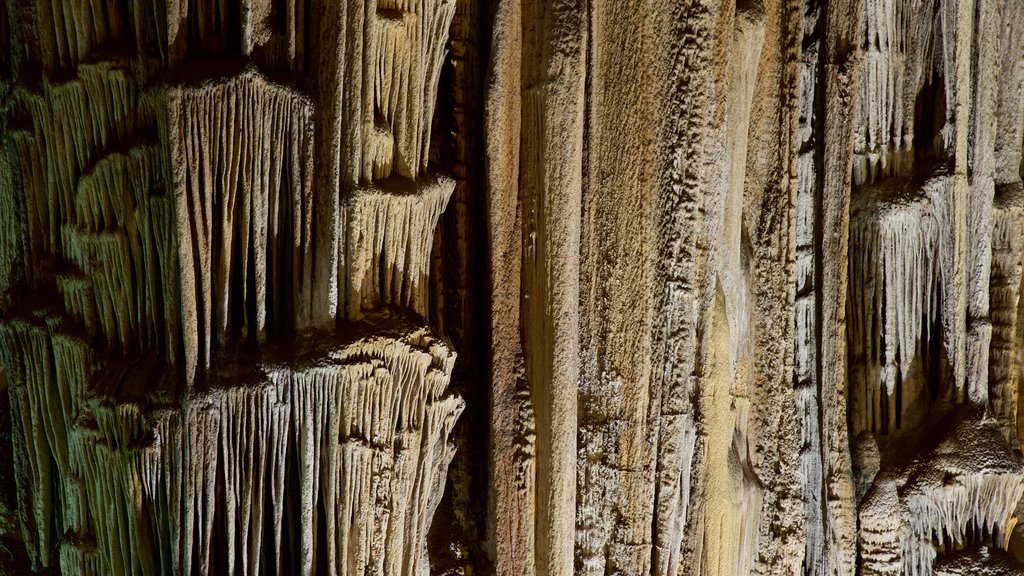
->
[[1, 0, 1023, 575], [0, 1, 463, 574]]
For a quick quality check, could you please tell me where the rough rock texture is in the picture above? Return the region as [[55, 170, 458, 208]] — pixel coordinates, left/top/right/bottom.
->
[[0, 1, 463, 574], [1, 0, 1024, 575]]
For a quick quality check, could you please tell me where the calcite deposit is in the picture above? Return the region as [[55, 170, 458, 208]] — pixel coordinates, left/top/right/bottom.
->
[[0, 0, 1023, 575]]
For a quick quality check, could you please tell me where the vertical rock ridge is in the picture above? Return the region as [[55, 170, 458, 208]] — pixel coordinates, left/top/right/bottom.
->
[[990, 186, 1024, 444], [796, 0, 825, 569], [517, 1, 586, 573]]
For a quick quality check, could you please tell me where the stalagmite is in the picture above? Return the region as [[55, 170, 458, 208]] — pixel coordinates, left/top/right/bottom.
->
[[1, 0, 1024, 575]]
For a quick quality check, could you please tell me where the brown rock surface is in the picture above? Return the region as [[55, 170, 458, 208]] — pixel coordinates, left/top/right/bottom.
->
[[0, 0, 1022, 574]]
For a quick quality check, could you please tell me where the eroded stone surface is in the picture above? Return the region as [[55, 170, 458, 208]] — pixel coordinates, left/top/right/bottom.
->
[[1, 0, 1023, 575], [0, 1, 464, 575]]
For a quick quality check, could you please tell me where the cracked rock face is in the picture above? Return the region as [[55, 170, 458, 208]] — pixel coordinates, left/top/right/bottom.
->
[[1, 0, 1024, 575]]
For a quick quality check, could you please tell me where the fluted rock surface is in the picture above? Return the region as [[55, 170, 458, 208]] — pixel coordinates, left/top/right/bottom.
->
[[2, 0, 1024, 575], [0, 0, 463, 574]]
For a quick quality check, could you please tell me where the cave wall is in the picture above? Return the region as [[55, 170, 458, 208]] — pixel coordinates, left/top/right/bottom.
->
[[0, 0, 1023, 575]]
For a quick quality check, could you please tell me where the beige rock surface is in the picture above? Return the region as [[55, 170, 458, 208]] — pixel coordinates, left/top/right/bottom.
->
[[1, 0, 1023, 574]]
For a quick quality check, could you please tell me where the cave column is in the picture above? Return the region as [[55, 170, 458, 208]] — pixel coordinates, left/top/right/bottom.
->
[[939, 0, 975, 401], [519, 0, 586, 574], [820, 0, 864, 569]]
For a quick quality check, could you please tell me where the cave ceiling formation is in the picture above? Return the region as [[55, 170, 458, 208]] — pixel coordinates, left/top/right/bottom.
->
[[0, 0, 1022, 575]]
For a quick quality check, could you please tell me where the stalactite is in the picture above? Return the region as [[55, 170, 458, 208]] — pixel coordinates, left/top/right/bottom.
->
[[169, 69, 315, 380], [849, 174, 942, 437], [11, 62, 155, 261], [0, 0, 1022, 575], [1, 306, 462, 575], [0, 133, 21, 305], [859, 412, 1024, 576], [366, 0, 456, 181], [851, 0, 936, 186], [0, 314, 97, 570], [344, 175, 454, 319], [29, 0, 131, 71], [1, 3, 466, 573]]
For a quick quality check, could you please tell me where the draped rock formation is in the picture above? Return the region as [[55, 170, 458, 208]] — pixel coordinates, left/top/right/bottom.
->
[[1, 0, 1024, 575], [0, 1, 462, 574]]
